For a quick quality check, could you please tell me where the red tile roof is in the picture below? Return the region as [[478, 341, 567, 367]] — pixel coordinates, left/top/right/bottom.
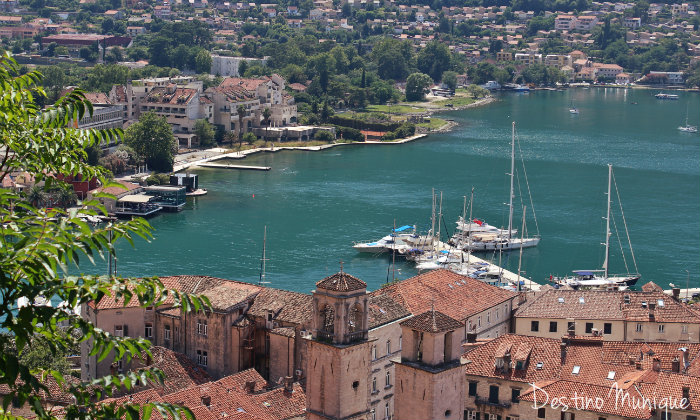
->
[[520, 380, 653, 419], [246, 288, 312, 326], [315, 272, 366, 292], [400, 309, 463, 333], [378, 269, 516, 321], [220, 77, 270, 91]]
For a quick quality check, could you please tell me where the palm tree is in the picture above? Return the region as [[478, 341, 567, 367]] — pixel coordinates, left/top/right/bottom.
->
[[55, 186, 78, 208], [26, 185, 46, 208], [236, 104, 247, 146], [262, 107, 271, 141]]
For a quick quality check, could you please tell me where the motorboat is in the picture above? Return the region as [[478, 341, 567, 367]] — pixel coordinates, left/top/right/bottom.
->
[[353, 225, 417, 253]]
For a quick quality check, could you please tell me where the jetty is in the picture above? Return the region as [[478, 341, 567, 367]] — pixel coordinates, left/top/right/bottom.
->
[[432, 240, 541, 291], [197, 163, 271, 171]]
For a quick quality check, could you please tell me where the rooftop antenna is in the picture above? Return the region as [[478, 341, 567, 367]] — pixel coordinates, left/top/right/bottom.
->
[[258, 225, 270, 286]]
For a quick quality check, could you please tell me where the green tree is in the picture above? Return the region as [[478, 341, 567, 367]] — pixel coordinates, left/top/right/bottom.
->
[[0, 53, 207, 420], [194, 49, 212, 74], [442, 71, 458, 91], [194, 119, 215, 147], [405, 72, 432, 101], [124, 111, 177, 172], [416, 41, 452, 82], [237, 104, 247, 144], [372, 39, 412, 81]]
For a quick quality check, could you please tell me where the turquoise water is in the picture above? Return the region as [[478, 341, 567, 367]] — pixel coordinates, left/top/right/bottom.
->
[[112, 88, 700, 293]]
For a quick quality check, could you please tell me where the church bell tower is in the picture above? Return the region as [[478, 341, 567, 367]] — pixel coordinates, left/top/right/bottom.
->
[[305, 270, 372, 420]]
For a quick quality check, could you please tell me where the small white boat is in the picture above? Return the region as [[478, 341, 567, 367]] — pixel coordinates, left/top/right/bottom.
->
[[569, 107, 579, 114], [655, 92, 679, 100], [678, 125, 698, 133], [353, 225, 417, 253]]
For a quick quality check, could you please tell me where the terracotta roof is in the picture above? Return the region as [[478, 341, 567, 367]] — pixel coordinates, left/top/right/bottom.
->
[[141, 346, 212, 394], [200, 281, 262, 312], [144, 87, 198, 105], [515, 289, 699, 323], [401, 310, 463, 333], [367, 293, 411, 329], [463, 334, 562, 383], [0, 373, 80, 404], [91, 180, 141, 197], [315, 272, 366, 292], [641, 281, 663, 292], [378, 269, 515, 321], [520, 380, 653, 419], [219, 77, 271, 91], [246, 288, 312, 327]]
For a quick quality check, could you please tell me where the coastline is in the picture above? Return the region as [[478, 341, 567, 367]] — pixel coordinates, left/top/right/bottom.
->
[[172, 96, 497, 172]]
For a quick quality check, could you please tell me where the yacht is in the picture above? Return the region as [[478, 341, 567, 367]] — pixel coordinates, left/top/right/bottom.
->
[[352, 225, 417, 253], [655, 93, 679, 100]]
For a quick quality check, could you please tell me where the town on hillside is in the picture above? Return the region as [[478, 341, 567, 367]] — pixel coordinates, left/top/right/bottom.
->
[[0, 0, 699, 419]]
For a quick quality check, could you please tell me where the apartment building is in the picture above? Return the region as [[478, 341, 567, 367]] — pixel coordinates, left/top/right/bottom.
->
[[514, 288, 700, 342], [555, 14, 577, 31]]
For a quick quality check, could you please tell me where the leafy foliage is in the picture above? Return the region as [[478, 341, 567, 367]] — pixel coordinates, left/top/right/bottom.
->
[[405, 73, 433, 102], [0, 53, 209, 420], [124, 112, 178, 172]]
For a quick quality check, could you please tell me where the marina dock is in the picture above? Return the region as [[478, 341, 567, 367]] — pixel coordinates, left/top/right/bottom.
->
[[433, 240, 541, 291], [196, 163, 271, 171]]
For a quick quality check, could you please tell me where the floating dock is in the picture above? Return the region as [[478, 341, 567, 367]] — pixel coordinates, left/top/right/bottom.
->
[[432, 240, 541, 291], [196, 163, 271, 171]]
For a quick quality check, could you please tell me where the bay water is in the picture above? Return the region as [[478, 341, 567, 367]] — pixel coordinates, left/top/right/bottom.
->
[[113, 88, 700, 293]]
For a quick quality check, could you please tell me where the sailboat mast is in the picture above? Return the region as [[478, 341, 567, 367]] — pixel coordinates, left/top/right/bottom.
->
[[467, 188, 474, 265], [430, 188, 436, 239], [603, 164, 612, 279], [259, 225, 268, 286], [517, 206, 526, 292], [437, 191, 443, 243], [507, 121, 516, 238]]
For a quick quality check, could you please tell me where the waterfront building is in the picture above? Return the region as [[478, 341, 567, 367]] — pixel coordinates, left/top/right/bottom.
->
[[513, 288, 700, 342]]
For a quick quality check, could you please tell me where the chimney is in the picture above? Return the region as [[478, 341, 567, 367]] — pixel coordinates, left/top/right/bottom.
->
[[671, 357, 681, 373], [283, 376, 294, 393], [680, 347, 689, 372], [201, 395, 211, 407], [652, 358, 661, 372], [672, 288, 681, 300], [560, 338, 568, 363], [244, 381, 256, 394], [635, 361, 643, 370], [466, 332, 477, 343]]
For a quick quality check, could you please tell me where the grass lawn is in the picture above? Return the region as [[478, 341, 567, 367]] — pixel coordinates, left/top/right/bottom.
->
[[365, 104, 426, 114], [433, 96, 476, 107], [416, 117, 447, 130]]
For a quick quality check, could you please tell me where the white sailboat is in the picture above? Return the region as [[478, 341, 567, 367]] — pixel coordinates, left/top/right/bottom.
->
[[678, 106, 698, 133], [461, 122, 540, 252], [550, 164, 640, 290]]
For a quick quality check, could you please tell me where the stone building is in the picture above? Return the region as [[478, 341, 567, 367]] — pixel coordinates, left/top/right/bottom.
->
[[514, 288, 700, 343], [305, 271, 374, 420], [394, 310, 466, 420]]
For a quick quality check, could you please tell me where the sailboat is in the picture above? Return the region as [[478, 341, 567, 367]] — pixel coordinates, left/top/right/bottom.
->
[[678, 106, 698, 133], [550, 164, 640, 290], [569, 100, 579, 114], [460, 122, 540, 252]]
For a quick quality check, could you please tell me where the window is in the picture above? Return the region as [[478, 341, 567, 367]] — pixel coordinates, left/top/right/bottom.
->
[[531, 321, 539, 332], [488, 385, 499, 404], [658, 299, 665, 307], [511, 388, 520, 403], [636, 323, 643, 333], [384, 403, 389, 420], [538, 407, 546, 418], [567, 321, 575, 332], [549, 321, 558, 332], [585, 323, 593, 334], [196, 350, 208, 366], [604, 323, 612, 335], [399, 335, 402, 350], [624, 295, 630, 304], [536, 362, 544, 370], [572, 365, 581, 375], [682, 387, 690, 400], [386, 340, 391, 355], [385, 370, 391, 387], [116, 359, 123, 373], [145, 306, 153, 312], [174, 326, 180, 343], [487, 313, 490, 324], [682, 325, 689, 334], [468, 381, 478, 396], [114, 325, 124, 337], [659, 324, 665, 333], [371, 409, 376, 420], [607, 371, 615, 380], [579, 297, 585, 304], [197, 320, 208, 336], [145, 323, 153, 338], [352, 381, 359, 390], [372, 345, 377, 360], [478, 316, 481, 327], [465, 411, 478, 420], [372, 377, 377, 392], [164, 325, 171, 341]]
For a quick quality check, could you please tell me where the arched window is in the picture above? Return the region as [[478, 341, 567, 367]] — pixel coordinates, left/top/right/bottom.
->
[[348, 303, 362, 333], [321, 304, 335, 334]]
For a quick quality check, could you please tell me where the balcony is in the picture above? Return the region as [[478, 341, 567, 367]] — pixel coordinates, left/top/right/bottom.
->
[[345, 331, 366, 343], [317, 330, 334, 343], [475, 396, 511, 409]]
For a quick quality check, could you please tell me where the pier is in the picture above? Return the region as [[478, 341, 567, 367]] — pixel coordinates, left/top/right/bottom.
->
[[196, 162, 271, 171], [432, 240, 541, 291]]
